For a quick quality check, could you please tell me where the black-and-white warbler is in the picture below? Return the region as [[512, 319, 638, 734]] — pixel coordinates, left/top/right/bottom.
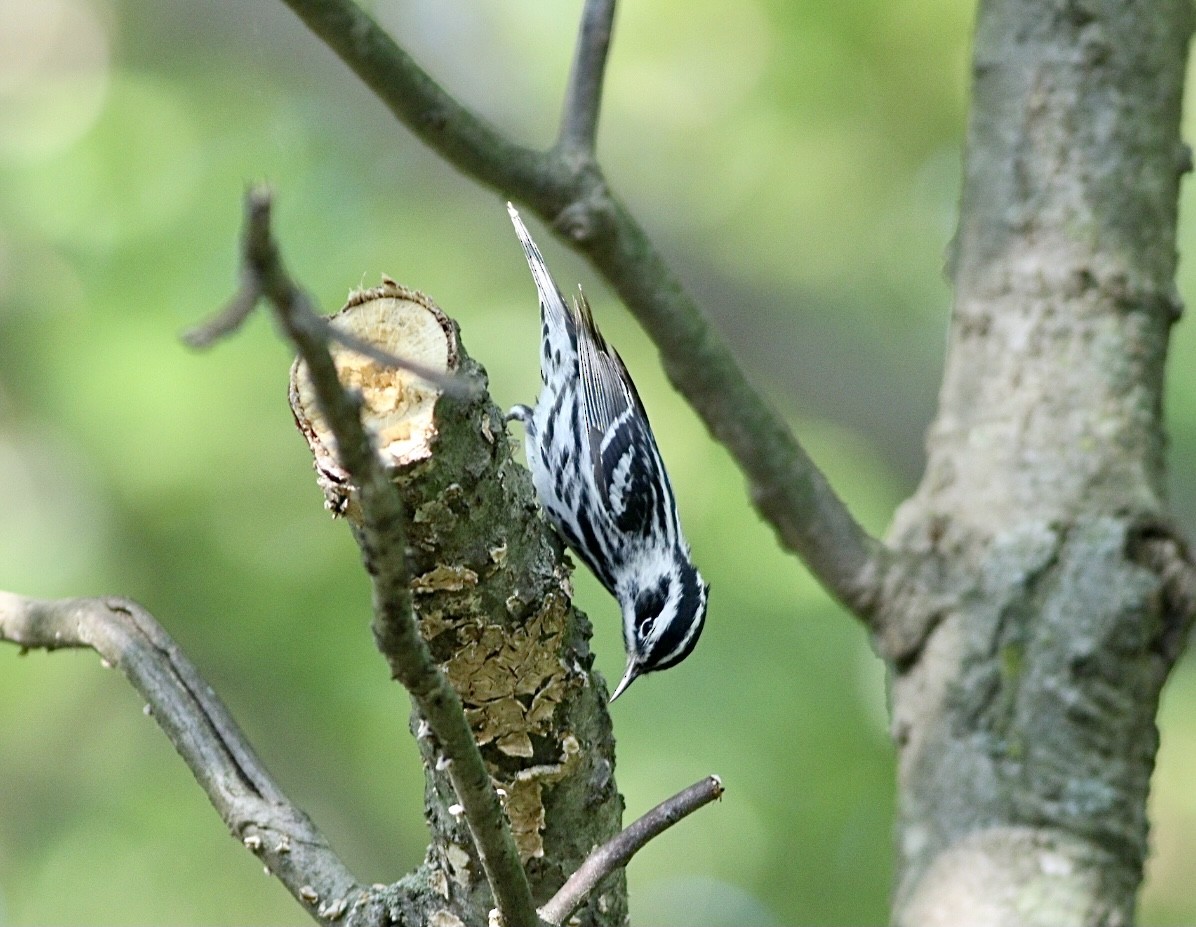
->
[[505, 203, 709, 701]]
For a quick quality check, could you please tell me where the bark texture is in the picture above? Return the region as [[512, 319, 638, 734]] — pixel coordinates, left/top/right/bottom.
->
[[290, 282, 626, 926], [879, 1, 1195, 923]]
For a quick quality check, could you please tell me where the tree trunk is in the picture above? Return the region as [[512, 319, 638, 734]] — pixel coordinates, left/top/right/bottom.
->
[[290, 281, 626, 926], [879, 1, 1195, 923]]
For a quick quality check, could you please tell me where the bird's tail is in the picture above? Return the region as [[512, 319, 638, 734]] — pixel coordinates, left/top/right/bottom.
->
[[507, 203, 578, 378]]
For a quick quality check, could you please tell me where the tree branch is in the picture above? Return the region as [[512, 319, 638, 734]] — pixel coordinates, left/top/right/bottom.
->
[[0, 592, 367, 921], [277, 0, 558, 198], [189, 188, 544, 927], [538, 775, 725, 926], [558, 0, 618, 153], [585, 202, 888, 615], [275, 0, 888, 620]]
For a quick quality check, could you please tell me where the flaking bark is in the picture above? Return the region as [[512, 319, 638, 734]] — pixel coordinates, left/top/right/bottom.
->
[[290, 280, 627, 926]]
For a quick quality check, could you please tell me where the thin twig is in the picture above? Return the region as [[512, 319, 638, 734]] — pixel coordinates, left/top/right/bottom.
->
[[191, 188, 544, 927], [186, 288, 478, 398], [275, 0, 889, 621], [0, 592, 365, 920], [559, 0, 618, 153], [182, 286, 260, 346], [539, 775, 725, 926], [313, 318, 480, 397]]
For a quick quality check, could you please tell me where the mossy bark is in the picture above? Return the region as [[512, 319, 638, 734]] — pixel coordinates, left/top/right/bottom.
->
[[291, 282, 626, 927], [878, 1, 1195, 923]]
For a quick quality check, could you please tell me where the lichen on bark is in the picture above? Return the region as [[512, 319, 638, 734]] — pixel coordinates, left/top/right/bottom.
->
[[290, 279, 626, 926], [879, 0, 1196, 923]]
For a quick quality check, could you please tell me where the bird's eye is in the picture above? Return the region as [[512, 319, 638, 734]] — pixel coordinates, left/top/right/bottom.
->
[[634, 580, 667, 638]]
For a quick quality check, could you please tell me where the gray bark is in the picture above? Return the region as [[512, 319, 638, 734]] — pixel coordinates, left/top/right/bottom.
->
[[879, 1, 1195, 923]]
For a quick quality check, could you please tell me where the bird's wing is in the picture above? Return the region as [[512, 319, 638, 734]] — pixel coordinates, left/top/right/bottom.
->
[[573, 289, 677, 544]]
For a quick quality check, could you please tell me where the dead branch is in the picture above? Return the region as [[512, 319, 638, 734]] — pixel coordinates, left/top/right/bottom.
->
[[539, 775, 725, 926], [0, 592, 366, 921]]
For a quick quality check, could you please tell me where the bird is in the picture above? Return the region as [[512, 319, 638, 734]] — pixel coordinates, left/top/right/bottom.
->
[[505, 202, 709, 701]]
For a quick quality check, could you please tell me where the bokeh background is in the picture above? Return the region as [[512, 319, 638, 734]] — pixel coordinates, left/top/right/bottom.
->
[[1, 1, 1195, 924]]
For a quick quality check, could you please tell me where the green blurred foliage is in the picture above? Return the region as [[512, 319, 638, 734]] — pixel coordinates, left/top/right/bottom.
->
[[0, 1, 1194, 924]]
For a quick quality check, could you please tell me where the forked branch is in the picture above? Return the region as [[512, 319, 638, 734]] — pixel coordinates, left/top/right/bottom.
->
[[276, 0, 889, 620]]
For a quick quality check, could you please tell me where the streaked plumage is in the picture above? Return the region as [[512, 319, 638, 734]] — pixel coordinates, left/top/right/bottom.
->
[[505, 203, 709, 701]]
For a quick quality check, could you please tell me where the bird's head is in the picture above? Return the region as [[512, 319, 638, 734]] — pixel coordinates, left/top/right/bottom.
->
[[610, 554, 709, 701]]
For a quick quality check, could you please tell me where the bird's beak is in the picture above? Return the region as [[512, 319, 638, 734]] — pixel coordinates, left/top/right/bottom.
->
[[609, 658, 641, 703]]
